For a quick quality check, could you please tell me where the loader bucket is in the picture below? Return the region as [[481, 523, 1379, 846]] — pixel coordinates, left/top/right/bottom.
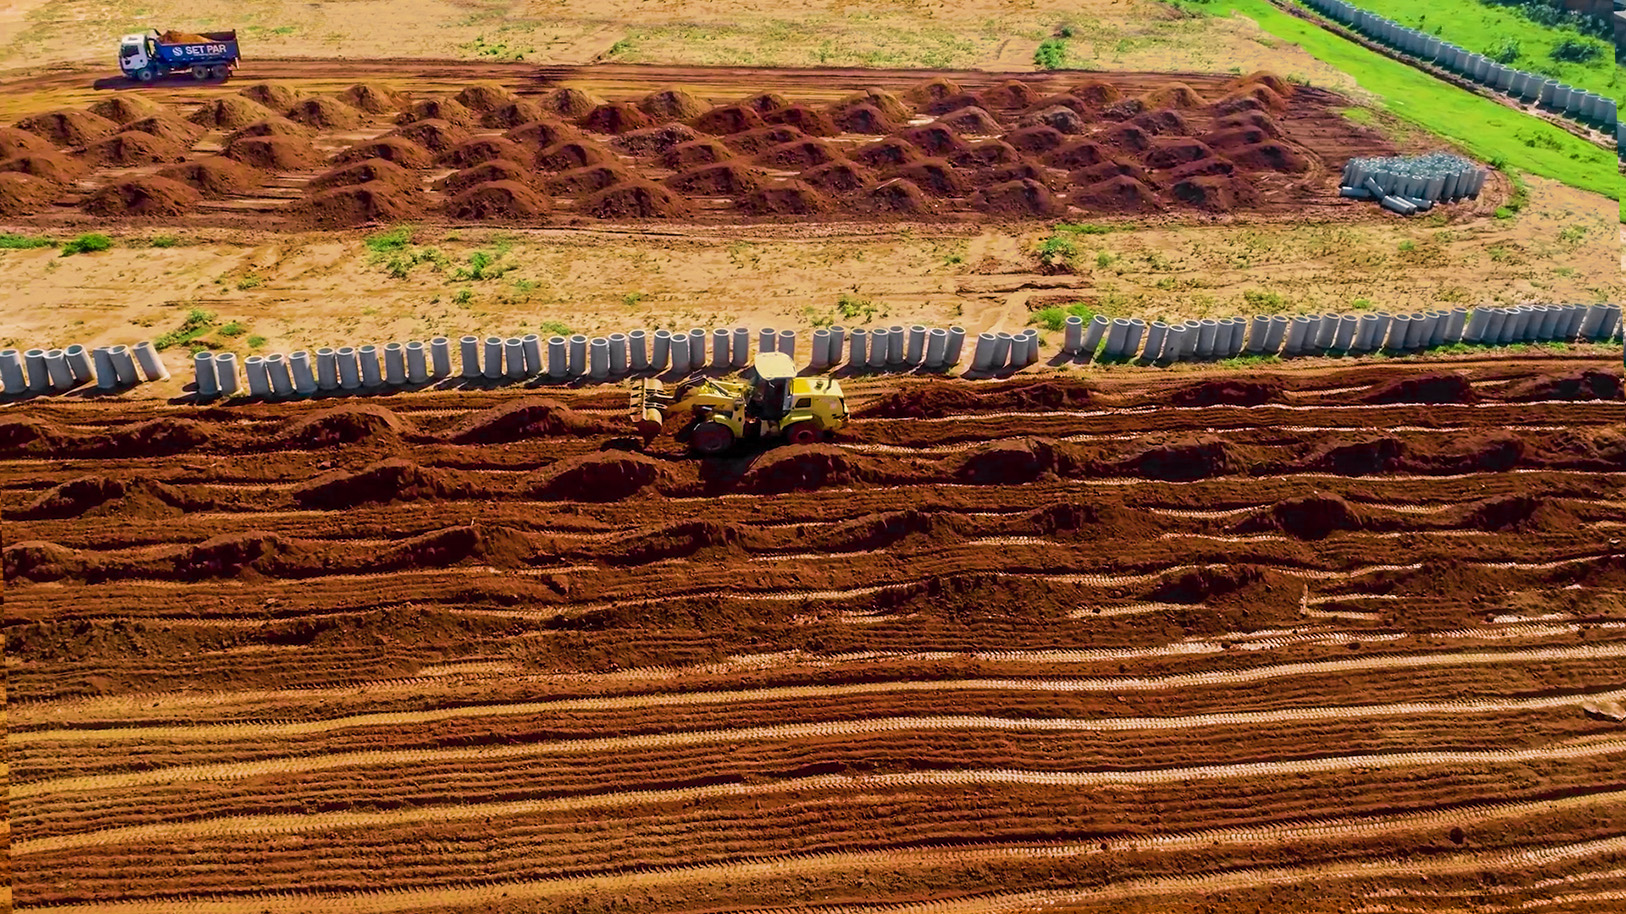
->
[[632, 379, 665, 440]]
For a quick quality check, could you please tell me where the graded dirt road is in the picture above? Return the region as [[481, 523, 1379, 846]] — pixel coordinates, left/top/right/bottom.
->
[[5, 357, 1625, 913]]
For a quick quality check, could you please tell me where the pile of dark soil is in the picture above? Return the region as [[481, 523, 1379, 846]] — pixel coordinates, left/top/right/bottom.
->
[[17, 109, 117, 146], [89, 94, 165, 125], [435, 160, 531, 195], [850, 138, 924, 168], [1004, 125, 1066, 154], [276, 405, 411, 447], [1301, 434, 1404, 475], [1102, 98, 1147, 121], [504, 119, 580, 149], [1101, 123, 1153, 153], [1168, 377, 1285, 407], [800, 160, 878, 195], [1452, 495, 1582, 533], [753, 138, 843, 168], [897, 125, 966, 159], [861, 378, 1094, 417], [530, 450, 672, 501], [1215, 111, 1284, 137], [977, 162, 1052, 187], [311, 157, 420, 192], [892, 159, 969, 197], [16, 474, 193, 520], [292, 181, 420, 228], [76, 130, 187, 166], [482, 99, 546, 129], [925, 93, 983, 117], [293, 458, 470, 508], [224, 135, 323, 170], [601, 520, 741, 566], [739, 444, 869, 493], [285, 96, 362, 129], [865, 178, 933, 214], [438, 136, 532, 169], [1500, 369, 1622, 402], [724, 125, 805, 155], [380, 524, 534, 572], [455, 83, 517, 112], [611, 123, 700, 156], [546, 164, 634, 194], [973, 178, 1061, 216], [1229, 141, 1309, 173], [1203, 126, 1272, 151], [1168, 174, 1257, 212], [1020, 105, 1087, 135], [82, 176, 200, 217], [740, 92, 792, 114], [1, 151, 88, 184], [582, 180, 693, 218], [1168, 157, 1236, 180], [954, 437, 1070, 484], [906, 77, 964, 106], [1075, 175, 1162, 212], [951, 139, 1022, 168], [188, 97, 274, 129], [831, 88, 912, 122], [157, 157, 266, 197], [0, 127, 52, 157], [977, 80, 1041, 109], [638, 88, 708, 120], [1144, 137, 1219, 170], [1132, 109, 1193, 137], [3, 542, 86, 584], [1044, 139, 1110, 170], [448, 397, 609, 442], [541, 87, 603, 119], [1234, 493, 1367, 540], [666, 161, 769, 195], [396, 97, 477, 127], [937, 106, 1004, 135], [448, 180, 552, 220], [1226, 71, 1293, 97], [1143, 83, 1205, 109], [388, 119, 470, 154], [1119, 435, 1235, 481], [0, 173, 59, 215], [536, 139, 616, 171], [663, 138, 733, 169], [691, 104, 765, 135], [239, 83, 302, 111], [1022, 499, 1162, 541], [1361, 372, 1475, 405], [1071, 80, 1122, 108], [740, 180, 832, 215], [580, 102, 652, 134], [339, 83, 404, 113], [330, 137, 435, 169], [121, 115, 205, 146], [222, 116, 310, 147], [1071, 158, 1150, 185], [832, 103, 898, 134], [1214, 85, 1288, 115], [762, 105, 839, 137]]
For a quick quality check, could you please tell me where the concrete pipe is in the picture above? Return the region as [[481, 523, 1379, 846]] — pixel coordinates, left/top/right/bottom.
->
[[688, 328, 707, 367], [1064, 315, 1084, 354], [504, 338, 525, 380], [1143, 321, 1169, 361], [1579, 304, 1607, 340], [1481, 309, 1508, 345], [316, 348, 339, 390], [479, 337, 500, 380], [629, 330, 649, 371], [1081, 316, 1108, 359], [1367, 313, 1391, 351], [402, 339, 427, 383], [1263, 315, 1289, 354], [1103, 318, 1128, 358], [42, 349, 71, 391], [1385, 315, 1412, 350], [215, 353, 239, 396], [1498, 307, 1524, 344], [1022, 330, 1042, 366], [1422, 310, 1445, 347], [809, 329, 831, 370], [1125, 320, 1147, 359], [1161, 324, 1188, 361], [1597, 305, 1621, 342], [946, 326, 967, 366], [455, 336, 478, 379], [1521, 305, 1545, 342], [385, 342, 408, 385], [1461, 309, 1486, 344], [733, 327, 751, 368], [867, 330, 889, 370], [992, 331, 1013, 368], [1495, 65, 1514, 92], [971, 332, 997, 371], [133, 341, 168, 381], [1560, 304, 1587, 341], [925, 328, 948, 368], [669, 333, 690, 374], [1512, 306, 1537, 342], [1296, 316, 1325, 353], [266, 354, 294, 398], [651, 330, 670, 372], [1194, 319, 1219, 359], [1313, 314, 1339, 351], [1226, 318, 1248, 357], [549, 336, 570, 378], [1283, 317, 1309, 356], [1443, 307, 1468, 344], [110, 346, 139, 386], [1539, 79, 1558, 106], [906, 325, 927, 365], [430, 337, 451, 378], [522, 335, 543, 376], [65, 344, 92, 384], [778, 329, 797, 362], [191, 351, 216, 398], [759, 327, 777, 355], [568, 334, 588, 376], [826, 327, 846, 367], [0, 349, 24, 395], [1353, 313, 1380, 352], [23, 349, 48, 392], [289, 351, 318, 396], [1552, 86, 1572, 111], [1246, 316, 1270, 354], [91, 347, 116, 391], [336, 347, 361, 390], [1536, 305, 1563, 341], [244, 355, 271, 398], [886, 325, 905, 364], [609, 333, 629, 376], [1334, 314, 1358, 351], [712, 328, 731, 369], [589, 337, 609, 380], [1400, 314, 1427, 350], [849, 328, 868, 369], [358, 345, 383, 387]]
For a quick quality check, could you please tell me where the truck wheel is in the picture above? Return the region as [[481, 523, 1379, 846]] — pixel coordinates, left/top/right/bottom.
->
[[689, 421, 734, 455], [192, 65, 210, 80], [210, 64, 229, 81], [782, 421, 823, 446], [134, 67, 156, 83]]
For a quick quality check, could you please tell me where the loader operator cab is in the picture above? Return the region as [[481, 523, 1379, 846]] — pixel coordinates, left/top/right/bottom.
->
[[744, 352, 799, 422]]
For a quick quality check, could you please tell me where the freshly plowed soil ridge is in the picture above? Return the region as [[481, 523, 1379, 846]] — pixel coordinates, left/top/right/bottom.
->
[[223, 135, 323, 170], [1, 151, 88, 184], [0, 172, 60, 215]]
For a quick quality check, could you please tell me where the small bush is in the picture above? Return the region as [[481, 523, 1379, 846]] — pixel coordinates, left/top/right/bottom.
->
[[1028, 301, 1097, 332], [453, 288, 473, 305], [1036, 233, 1078, 269], [365, 225, 414, 253], [622, 291, 648, 307], [539, 320, 571, 336], [836, 293, 880, 323], [1488, 37, 1520, 64], [1095, 251, 1117, 269], [60, 233, 112, 256], [1548, 36, 1601, 64], [236, 274, 262, 290], [1242, 289, 1286, 310], [246, 335, 267, 349], [153, 307, 218, 350], [0, 234, 57, 250], [1558, 224, 1586, 244], [148, 234, 180, 248], [1058, 223, 1114, 235], [219, 321, 247, 337], [1034, 37, 1067, 69], [1398, 240, 1416, 252]]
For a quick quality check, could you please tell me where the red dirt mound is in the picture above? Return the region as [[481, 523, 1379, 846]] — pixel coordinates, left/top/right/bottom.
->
[[822, 508, 965, 551], [3, 542, 86, 584], [188, 97, 274, 129], [1071, 158, 1150, 185], [278, 404, 411, 447], [977, 162, 1053, 187], [740, 444, 866, 493], [1020, 105, 1087, 135], [1023, 500, 1161, 541], [1362, 372, 1476, 405], [224, 135, 322, 170], [862, 378, 1094, 417], [1044, 139, 1110, 170], [892, 159, 969, 197], [157, 157, 266, 197], [1102, 98, 1147, 121], [831, 88, 912, 123], [951, 140, 1022, 168], [1, 152, 87, 184], [1233, 493, 1368, 540], [120, 115, 205, 146], [1004, 125, 1066, 154], [611, 123, 701, 157], [455, 83, 517, 113], [741, 180, 833, 215], [1452, 495, 1582, 533], [1071, 81, 1122, 108], [639, 88, 708, 120], [753, 138, 843, 168], [763, 104, 839, 137], [691, 104, 765, 136], [1227, 71, 1294, 98], [222, 116, 310, 147], [899, 123, 969, 157], [1215, 111, 1284, 138], [1501, 369, 1623, 402], [310, 157, 420, 193], [1214, 85, 1288, 115], [800, 160, 878, 195], [906, 77, 964, 106], [388, 119, 469, 153], [1229, 141, 1309, 173], [973, 178, 1061, 216], [663, 138, 733, 169], [294, 458, 468, 508], [530, 450, 672, 501], [601, 520, 742, 565], [865, 178, 934, 214], [1024, 94, 1091, 117], [1132, 108, 1193, 137], [1101, 123, 1153, 153], [1170, 377, 1285, 407], [396, 97, 477, 127], [1169, 174, 1257, 211], [82, 176, 199, 217], [581, 103, 652, 134], [850, 138, 924, 169], [76, 130, 186, 166], [925, 93, 983, 117], [955, 437, 1068, 484], [1151, 565, 1302, 618], [1144, 137, 1219, 170], [0, 416, 68, 454], [504, 119, 580, 149], [1076, 175, 1163, 212], [238, 83, 302, 111], [1168, 156, 1236, 180], [0, 127, 52, 157], [89, 94, 165, 125], [435, 160, 531, 194], [1298, 434, 1404, 475], [1142, 83, 1205, 109], [1121, 435, 1235, 481], [381, 524, 533, 572], [285, 96, 362, 129], [338, 83, 403, 114], [438, 136, 531, 169], [937, 106, 1004, 135], [541, 87, 604, 119], [832, 103, 899, 134], [450, 398, 609, 443], [546, 164, 633, 194], [740, 92, 792, 114], [582, 180, 693, 219], [330, 137, 435, 168], [482, 99, 546, 129], [17, 474, 193, 520], [724, 126, 806, 154], [537, 139, 616, 171], [1204, 126, 1273, 151], [293, 181, 420, 228], [977, 80, 1042, 110], [17, 109, 117, 146], [0, 173, 58, 215], [448, 180, 552, 220], [666, 161, 769, 195]]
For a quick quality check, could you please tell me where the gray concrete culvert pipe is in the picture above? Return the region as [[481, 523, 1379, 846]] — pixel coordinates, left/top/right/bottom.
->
[[1313, 313, 1339, 351], [133, 342, 167, 381], [549, 336, 569, 378], [886, 325, 905, 364], [316, 348, 339, 390], [1444, 308, 1467, 344], [992, 331, 1013, 368], [290, 351, 318, 396], [1194, 319, 1218, 359], [110, 345, 138, 386], [778, 329, 797, 362], [1281, 317, 1308, 356], [609, 333, 629, 376], [1333, 315, 1358, 351], [868, 329, 890, 370], [460, 336, 481, 378], [1226, 318, 1249, 357], [1064, 315, 1084, 354], [1384, 314, 1411, 350], [589, 338, 609, 380], [430, 338, 451, 378], [480, 338, 501, 380], [827, 327, 846, 366], [1578, 305, 1606, 341], [1461, 310, 1485, 344], [358, 345, 382, 388], [689, 328, 707, 367], [1597, 305, 1621, 341], [42, 349, 72, 391], [266, 353, 293, 398], [1124, 320, 1146, 359], [849, 328, 867, 369], [1481, 308, 1508, 345], [1143, 321, 1168, 361], [628, 330, 648, 371], [503, 338, 525, 380], [386, 342, 408, 385], [1160, 324, 1188, 362], [1535, 305, 1562, 341], [669, 333, 690, 374], [925, 327, 947, 368], [906, 325, 927, 365], [91, 347, 115, 391], [712, 329, 731, 369], [1263, 316, 1288, 354], [1246, 315, 1270, 354], [23, 349, 47, 393], [946, 326, 967, 366], [1560, 304, 1586, 341], [1179, 321, 1202, 359], [1425, 310, 1447, 348], [1401, 313, 1427, 350], [336, 347, 360, 389], [971, 332, 996, 371], [215, 353, 239, 396], [651, 330, 670, 372], [521, 335, 542, 377], [0, 349, 25, 395], [244, 355, 270, 398], [809, 329, 830, 370], [65, 344, 92, 384], [1080, 316, 1107, 359], [759, 327, 776, 355], [568, 334, 588, 376], [733, 327, 751, 367]]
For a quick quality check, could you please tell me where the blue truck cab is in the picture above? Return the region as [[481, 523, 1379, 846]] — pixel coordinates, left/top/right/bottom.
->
[[119, 29, 239, 83]]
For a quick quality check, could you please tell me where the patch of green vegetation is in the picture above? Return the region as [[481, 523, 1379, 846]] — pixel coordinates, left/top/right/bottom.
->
[[235, 274, 262, 291], [1058, 222, 1116, 235], [836, 293, 881, 323], [1398, 240, 1416, 252], [1095, 251, 1117, 269], [1034, 37, 1068, 69], [1028, 302, 1097, 332], [453, 288, 473, 306], [0, 233, 55, 250], [1217, 354, 1282, 368], [246, 335, 267, 349], [538, 320, 571, 337], [60, 233, 112, 256], [219, 321, 247, 338], [153, 307, 217, 350], [1557, 224, 1586, 244], [1486, 36, 1520, 64], [622, 291, 649, 307], [146, 234, 180, 248], [1351, 297, 1375, 310], [1433, 341, 1475, 355], [1339, 106, 1374, 125], [451, 249, 516, 282], [1242, 289, 1287, 309], [364, 225, 413, 254]]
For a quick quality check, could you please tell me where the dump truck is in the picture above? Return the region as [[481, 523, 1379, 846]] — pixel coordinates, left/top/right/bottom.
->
[[118, 29, 240, 83], [632, 352, 848, 455]]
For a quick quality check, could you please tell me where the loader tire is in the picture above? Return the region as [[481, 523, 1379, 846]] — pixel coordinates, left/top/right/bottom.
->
[[689, 421, 734, 455], [782, 421, 822, 446]]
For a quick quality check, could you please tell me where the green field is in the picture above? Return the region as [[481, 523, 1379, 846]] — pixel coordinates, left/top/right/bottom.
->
[[1173, 0, 1618, 208]]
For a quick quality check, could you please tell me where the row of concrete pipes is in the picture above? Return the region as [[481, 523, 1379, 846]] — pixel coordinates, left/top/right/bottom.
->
[[0, 342, 167, 396], [1061, 302, 1624, 362], [1302, 0, 1618, 131]]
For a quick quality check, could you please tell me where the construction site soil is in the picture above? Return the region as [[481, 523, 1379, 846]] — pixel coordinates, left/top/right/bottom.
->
[[5, 357, 1625, 913], [0, 61, 1420, 230]]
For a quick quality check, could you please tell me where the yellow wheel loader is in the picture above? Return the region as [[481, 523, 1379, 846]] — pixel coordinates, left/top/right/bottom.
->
[[631, 352, 848, 455]]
